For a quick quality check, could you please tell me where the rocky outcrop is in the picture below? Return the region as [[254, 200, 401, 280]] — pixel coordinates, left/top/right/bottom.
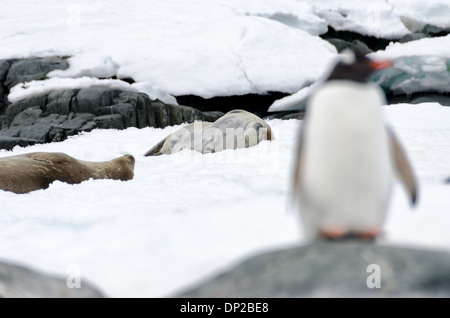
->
[[174, 240, 450, 298], [0, 87, 215, 150], [0, 260, 105, 298], [0, 57, 225, 150], [0, 57, 69, 113]]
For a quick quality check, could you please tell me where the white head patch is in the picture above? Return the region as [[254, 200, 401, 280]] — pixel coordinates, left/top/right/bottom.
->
[[340, 49, 356, 65]]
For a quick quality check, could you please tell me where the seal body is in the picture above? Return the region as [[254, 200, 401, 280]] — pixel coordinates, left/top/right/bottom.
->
[[144, 121, 212, 156], [199, 109, 274, 153], [0, 152, 135, 194], [144, 109, 274, 156]]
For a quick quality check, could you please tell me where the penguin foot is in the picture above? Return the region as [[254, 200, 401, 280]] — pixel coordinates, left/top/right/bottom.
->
[[359, 227, 382, 239], [319, 227, 347, 239], [319, 227, 381, 241]]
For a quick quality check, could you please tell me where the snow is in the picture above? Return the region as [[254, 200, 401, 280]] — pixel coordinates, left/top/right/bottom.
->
[[0, 0, 338, 100], [269, 35, 450, 111], [389, 0, 450, 30], [371, 35, 450, 95], [1, 102, 450, 298], [0, 0, 450, 298], [313, 0, 411, 38], [3, 1, 449, 104], [8, 77, 137, 104]]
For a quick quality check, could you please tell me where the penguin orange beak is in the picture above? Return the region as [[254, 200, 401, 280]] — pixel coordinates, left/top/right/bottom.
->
[[370, 60, 393, 70]]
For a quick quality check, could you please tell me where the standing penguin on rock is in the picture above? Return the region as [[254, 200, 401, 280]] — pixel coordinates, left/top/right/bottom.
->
[[292, 49, 418, 241]]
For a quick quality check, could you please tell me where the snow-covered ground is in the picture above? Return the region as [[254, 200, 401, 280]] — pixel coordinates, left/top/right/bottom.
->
[[0, 0, 449, 298], [1, 102, 449, 298]]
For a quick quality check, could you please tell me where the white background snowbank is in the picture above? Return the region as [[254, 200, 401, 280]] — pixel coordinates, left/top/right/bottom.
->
[[3, 0, 449, 103]]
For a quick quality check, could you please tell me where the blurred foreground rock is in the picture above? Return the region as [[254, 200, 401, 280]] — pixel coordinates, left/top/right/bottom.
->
[[0, 260, 105, 298], [174, 241, 450, 297]]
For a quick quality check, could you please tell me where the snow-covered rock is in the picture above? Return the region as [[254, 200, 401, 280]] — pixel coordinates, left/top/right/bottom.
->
[[371, 35, 450, 96]]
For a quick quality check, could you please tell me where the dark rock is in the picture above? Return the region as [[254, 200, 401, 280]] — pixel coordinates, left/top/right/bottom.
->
[[202, 111, 225, 122], [136, 93, 152, 128], [151, 101, 203, 128], [174, 241, 450, 297], [410, 94, 450, 106], [326, 38, 373, 54], [175, 92, 290, 118], [45, 89, 78, 115], [10, 106, 43, 127], [19, 113, 68, 143], [168, 103, 203, 125], [180, 104, 203, 123], [385, 93, 450, 106], [320, 26, 393, 52], [265, 111, 303, 120], [0, 136, 36, 150], [4, 56, 69, 90], [280, 112, 303, 120], [94, 114, 125, 130], [151, 101, 169, 128], [58, 113, 96, 133], [0, 59, 17, 112], [0, 260, 105, 298], [3, 108, 69, 143], [72, 87, 119, 114], [398, 32, 430, 43], [4, 94, 48, 125], [422, 24, 450, 37], [99, 103, 137, 127]]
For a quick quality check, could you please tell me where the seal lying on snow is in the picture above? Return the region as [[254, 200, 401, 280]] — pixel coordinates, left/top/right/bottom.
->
[[0, 152, 135, 194], [144, 109, 274, 156]]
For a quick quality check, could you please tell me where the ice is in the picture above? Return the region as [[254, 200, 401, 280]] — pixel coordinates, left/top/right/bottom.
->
[[389, 0, 450, 30], [0, 0, 337, 100], [8, 77, 137, 103], [371, 35, 450, 95], [313, 0, 411, 38]]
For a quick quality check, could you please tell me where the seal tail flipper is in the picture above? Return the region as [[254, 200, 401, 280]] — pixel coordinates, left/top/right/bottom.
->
[[144, 138, 166, 156], [387, 127, 418, 206]]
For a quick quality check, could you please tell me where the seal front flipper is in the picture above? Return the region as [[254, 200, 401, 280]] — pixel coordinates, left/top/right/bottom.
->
[[387, 127, 418, 206]]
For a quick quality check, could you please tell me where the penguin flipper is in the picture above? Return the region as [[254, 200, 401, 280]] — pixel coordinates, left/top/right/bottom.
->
[[387, 127, 418, 206]]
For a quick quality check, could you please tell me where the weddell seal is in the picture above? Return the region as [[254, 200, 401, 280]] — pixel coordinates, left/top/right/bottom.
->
[[0, 152, 135, 194], [144, 109, 275, 156]]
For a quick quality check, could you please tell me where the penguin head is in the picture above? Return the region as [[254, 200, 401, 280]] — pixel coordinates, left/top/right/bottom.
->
[[327, 49, 392, 83]]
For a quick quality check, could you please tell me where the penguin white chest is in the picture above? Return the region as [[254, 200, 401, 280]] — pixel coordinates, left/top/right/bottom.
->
[[298, 81, 394, 238]]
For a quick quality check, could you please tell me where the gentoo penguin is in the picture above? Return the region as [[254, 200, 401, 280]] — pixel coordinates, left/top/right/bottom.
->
[[292, 49, 418, 241]]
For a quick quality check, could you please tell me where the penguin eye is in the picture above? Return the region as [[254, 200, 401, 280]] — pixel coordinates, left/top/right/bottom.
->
[[341, 49, 356, 65]]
